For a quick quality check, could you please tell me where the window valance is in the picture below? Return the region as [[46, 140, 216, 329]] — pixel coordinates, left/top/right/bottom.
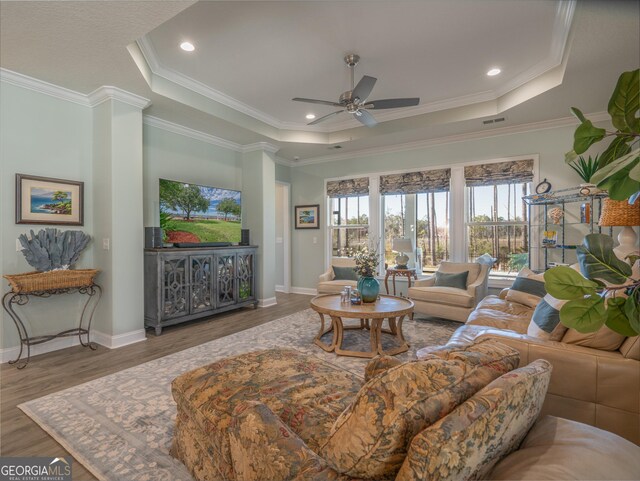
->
[[464, 159, 534, 187], [326, 177, 370, 198], [379, 168, 451, 195]]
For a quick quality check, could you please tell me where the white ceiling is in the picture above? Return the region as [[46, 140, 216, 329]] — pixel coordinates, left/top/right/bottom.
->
[[1, 0, 638, 162], [141, 0, 564, 129]]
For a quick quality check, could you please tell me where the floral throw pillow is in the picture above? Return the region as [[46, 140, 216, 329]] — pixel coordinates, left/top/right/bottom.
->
[[396, 359, 552, 481]]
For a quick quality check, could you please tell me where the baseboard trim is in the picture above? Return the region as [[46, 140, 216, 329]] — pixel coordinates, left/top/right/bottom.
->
[[291, 286, 317, 296], [0, 328, 147, 363], [92, 329, 147, 349], [275, 284, 285, 292], [258, 297, 277, 308]]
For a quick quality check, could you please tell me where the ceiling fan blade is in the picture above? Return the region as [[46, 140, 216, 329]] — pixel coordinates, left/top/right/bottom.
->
[[354, 109, 377, 128], [308, 110, 344, 125], [352, 75, 377, 103], [365, 98, 420, 109], [292, 97, 343, 107]]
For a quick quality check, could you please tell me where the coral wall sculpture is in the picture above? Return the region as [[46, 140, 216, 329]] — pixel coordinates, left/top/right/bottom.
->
[[18, 228, 91, 272]]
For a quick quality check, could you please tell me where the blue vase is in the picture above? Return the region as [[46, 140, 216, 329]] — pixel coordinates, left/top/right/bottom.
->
[[357, 276, 380, 303]]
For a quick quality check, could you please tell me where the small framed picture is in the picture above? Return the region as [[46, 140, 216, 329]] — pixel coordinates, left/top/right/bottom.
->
[[295, 204, 320, 229], [16, 174, 84, 225]]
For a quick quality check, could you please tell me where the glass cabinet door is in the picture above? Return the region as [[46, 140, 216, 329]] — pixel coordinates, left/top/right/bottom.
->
[[216, 254, 236, 307], [161, 256, 188, 320], [190, 255, 215, 313], [236, 252, 255, 301]]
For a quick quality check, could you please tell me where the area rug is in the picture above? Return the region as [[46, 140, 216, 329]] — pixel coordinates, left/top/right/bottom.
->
[[19, 309, 458, 481]]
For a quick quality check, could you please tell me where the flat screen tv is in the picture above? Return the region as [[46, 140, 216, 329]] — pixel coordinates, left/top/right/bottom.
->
[[159, 178, 242, 244]]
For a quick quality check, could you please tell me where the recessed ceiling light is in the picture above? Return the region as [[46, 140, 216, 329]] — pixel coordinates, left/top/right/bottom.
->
[[487, 68, 501, 77], [180, 41, 195, 52], [305, 113, 316, 120]]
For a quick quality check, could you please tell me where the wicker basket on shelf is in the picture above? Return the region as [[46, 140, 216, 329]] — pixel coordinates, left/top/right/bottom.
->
[[3, 269, 99, 294]]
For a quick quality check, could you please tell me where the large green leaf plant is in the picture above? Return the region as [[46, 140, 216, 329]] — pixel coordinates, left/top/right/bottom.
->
[[565, 69, 639, 202], [548, 69, 640, 337], [544, 235, 640, 336]]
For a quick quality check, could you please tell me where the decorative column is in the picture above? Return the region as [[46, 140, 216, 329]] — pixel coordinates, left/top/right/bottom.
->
[[242, 144, 278, 306], [92, 88, 150, 342]]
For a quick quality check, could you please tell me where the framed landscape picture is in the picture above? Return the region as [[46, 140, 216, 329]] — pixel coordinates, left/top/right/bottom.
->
[[16, 174, 84, 225], [295, 204, 319, 229]]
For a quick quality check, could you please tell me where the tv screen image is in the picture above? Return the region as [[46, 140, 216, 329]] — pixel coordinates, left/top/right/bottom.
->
[[159, 178, 242, 244]]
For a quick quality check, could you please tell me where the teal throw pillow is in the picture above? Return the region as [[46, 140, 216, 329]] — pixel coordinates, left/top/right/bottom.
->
[[434, 270, 469, 290], [332, 265, 358, 281], [528, 294, 568, 341], [505, 268, 546, 308]]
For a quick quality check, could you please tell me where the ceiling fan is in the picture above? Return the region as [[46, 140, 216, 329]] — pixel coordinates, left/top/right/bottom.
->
[[292, 54, 420, 127]]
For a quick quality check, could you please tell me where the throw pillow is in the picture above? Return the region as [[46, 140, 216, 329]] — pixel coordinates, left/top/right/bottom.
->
[[434, 270, 469, 290], [332, 265, 358, 281], [320, 341, 520, 479], [527, 294, 568, 341], [505, 267, 546, 308], [562, 325, 626, 351], [396, 359, 552, 481]]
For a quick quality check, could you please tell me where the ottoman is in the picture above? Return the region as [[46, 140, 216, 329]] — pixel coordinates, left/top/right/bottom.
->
[[169, 348, 362, 481]]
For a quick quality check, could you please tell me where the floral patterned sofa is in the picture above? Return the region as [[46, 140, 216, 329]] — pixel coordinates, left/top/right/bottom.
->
[[170, 343, 561, 481]]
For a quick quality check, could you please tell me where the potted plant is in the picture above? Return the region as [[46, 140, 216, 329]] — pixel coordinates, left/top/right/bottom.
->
[[354, 243, 381, 303], [568, 154, 600, 185], [544, 69, 640, 337], [565, 69, 639, 203]]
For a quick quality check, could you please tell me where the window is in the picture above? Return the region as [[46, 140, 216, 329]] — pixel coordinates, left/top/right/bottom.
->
[[383, 194, 407, 266], [326, 157, 535, 280], [416, 191, 450, 271], [330, 195, 369, 257], [464, 159, 534, 275], [326, 177, 370, 257]]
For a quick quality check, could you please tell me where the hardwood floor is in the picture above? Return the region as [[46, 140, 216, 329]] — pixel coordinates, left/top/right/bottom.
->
[[0, 292, 313, 480]]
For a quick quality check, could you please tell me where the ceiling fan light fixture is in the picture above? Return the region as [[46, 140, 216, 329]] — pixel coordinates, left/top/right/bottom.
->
[[305, 113, 316, 120], [180, 41, 195, 52], [487, 67, 501, 76]]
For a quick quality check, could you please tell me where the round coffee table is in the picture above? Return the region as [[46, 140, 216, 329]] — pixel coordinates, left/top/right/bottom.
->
[[310, 294, 414, 358]]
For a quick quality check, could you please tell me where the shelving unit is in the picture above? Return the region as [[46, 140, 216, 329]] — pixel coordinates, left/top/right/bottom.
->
[[523, 186, 612, 271]]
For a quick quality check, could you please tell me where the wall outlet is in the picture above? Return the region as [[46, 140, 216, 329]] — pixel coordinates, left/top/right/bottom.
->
[[103, 238, 110, 250], [16, 238, 22, 252], [313, 236, 318, 244]]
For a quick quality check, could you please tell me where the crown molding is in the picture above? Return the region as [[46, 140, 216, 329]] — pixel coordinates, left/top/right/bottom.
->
[[241, 142, 279, 154], [143, 115, 288, 163], [137, 37, 285, 128], [1, 68, 151, 110], [87, 86, 150, 109], [143, 115, 243, 151], [293, 110, 609, 167], [0, 68, 90, 106]]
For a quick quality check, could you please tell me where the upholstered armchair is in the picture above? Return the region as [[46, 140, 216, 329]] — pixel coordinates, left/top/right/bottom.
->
[[317, 257, 358, 294], [408, 261, 489, 322]]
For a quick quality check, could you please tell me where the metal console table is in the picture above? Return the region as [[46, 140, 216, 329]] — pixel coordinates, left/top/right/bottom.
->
[[2, 284, 102, 369]]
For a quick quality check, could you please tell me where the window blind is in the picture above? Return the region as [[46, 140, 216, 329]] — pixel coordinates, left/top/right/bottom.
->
[[464, 159, 534, 187], [326, 177, 370, 198], [379, 168, 451, 195]]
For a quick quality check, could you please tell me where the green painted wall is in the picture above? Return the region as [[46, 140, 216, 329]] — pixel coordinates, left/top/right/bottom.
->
[[290, 123, 609, 289], [0, 82, 94, 349]]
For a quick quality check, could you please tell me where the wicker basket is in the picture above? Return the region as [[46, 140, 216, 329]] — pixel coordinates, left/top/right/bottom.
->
[[599, 198, 640, 227], [4, 269, 99, 294]]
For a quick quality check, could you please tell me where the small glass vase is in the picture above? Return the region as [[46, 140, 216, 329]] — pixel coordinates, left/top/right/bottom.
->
[[357, 276, 380, 303]]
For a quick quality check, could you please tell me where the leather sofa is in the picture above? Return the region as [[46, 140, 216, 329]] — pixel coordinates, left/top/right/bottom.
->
[[418, 289, 640, 444]]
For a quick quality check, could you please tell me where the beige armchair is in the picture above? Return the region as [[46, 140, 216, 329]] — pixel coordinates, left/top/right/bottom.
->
[[408, 261, 489, 322], [317, 257, 358, 294]]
